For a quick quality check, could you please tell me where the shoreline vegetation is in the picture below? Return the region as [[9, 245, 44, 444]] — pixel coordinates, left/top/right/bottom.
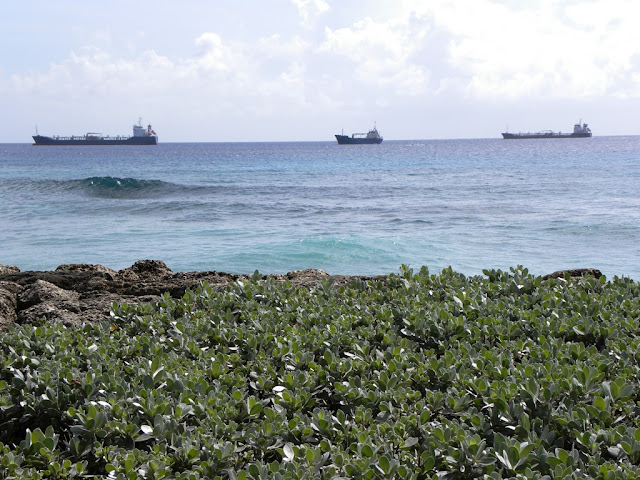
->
[[3, 260, 640, 478]]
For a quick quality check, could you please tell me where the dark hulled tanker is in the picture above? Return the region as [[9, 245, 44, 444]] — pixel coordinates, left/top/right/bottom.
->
[[335, 124, 383, 144], [33, 120, 158, 145], [502, 121, 591, 139]]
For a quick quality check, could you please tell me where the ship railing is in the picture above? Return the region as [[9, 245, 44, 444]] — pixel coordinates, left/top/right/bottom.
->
[[516, 131, 557, 135], [48, 135, 131, 141]]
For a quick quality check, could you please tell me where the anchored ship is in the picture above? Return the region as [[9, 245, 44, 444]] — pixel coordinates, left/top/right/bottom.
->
[[335, 124, 383, 144], [33, 120, 158, 145], [502, 121, 591, 139]]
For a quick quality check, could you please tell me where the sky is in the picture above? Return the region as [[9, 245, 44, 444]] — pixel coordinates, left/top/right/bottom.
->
[[2, 0, 640, 142]]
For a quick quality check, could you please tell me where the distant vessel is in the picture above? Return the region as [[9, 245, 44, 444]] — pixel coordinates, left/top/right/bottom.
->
[[335, 124, 383, 144], [33, 120, 158, 145], [502, 121, 591, 139]]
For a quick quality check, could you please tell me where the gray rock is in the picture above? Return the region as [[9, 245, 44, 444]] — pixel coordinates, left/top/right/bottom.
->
[[16, 279, 81, 325], [541, 268, 602, 281], [0, 264, 20, 275], [0, 259, 348, 330], [0, 281, 19, 330], [18, 279, 80, 309]]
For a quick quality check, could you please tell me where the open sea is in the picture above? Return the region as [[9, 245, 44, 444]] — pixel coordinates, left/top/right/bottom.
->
[[1, 137, 639, 279]]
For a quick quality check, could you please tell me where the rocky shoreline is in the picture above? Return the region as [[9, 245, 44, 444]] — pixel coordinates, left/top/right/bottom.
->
[[0, 260, 374, 331], [0, 259, 601, 331]]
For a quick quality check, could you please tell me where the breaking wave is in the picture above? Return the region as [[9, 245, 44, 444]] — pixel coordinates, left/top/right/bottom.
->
[[77, 176, 183, 198]]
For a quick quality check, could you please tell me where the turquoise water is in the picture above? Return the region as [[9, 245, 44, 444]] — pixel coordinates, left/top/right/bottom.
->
[[1, 138, 639, 278]]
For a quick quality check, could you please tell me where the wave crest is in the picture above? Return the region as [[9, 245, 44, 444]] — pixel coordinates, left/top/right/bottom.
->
[[78, 176, 180, 198]]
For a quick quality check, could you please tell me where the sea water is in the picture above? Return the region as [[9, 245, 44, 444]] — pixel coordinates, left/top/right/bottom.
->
[[1, 137, 639, 279]]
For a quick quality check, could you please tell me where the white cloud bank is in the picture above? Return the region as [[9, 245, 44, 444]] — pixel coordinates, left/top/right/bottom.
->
[[417, 0, 640, 99], [2, 0, 640, 141]]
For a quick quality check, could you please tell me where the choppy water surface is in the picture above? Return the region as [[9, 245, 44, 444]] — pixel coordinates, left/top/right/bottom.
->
[[1, 137, 639, 278]]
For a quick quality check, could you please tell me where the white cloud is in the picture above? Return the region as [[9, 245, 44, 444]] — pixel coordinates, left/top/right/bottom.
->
[[257, 34, 310, 58], [11, 1, 640, 104], [321, 17, 408, 61], [291, 0, 330, 26], [319, 17, 430, 95], [403, 0, 640, 99], [6, 33, 246, 99], [193, 33, 235, 72]]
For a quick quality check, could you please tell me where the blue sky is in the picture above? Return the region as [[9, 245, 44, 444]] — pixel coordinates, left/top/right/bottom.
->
[[2, 0, 640, 142]]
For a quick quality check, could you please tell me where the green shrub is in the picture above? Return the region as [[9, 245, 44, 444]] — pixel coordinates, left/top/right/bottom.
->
[[1, 266, 640, 478]]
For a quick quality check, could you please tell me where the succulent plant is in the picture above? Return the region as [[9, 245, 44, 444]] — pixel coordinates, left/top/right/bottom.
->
[[1, 266, 639, 478]]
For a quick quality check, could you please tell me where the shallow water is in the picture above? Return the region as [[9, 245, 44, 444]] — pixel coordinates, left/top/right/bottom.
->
[[1, 137, 639, 279]]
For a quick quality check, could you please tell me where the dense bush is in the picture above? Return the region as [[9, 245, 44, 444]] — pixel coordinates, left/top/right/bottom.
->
[[1, 266, 640, 479]]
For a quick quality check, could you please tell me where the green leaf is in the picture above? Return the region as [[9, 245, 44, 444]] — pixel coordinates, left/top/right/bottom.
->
[[305, 448, 315, 463], [143, 374, 154, 390], [283, 444, 295, 462], [378, 455, 391, 474], [248, 463, 260, 477], [555, 448, 570, 465], [594, 396, 607, 411], [187, 448, 199, 460], [420, 410, 431, 424], [361, 444, 374, 458], [401, 437, 419, 449]]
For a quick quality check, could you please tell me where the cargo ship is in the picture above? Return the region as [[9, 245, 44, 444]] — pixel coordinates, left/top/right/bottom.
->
[[335, 124, 383, 144], [502, 121, 591, 139], [33, 120, 158, 145]]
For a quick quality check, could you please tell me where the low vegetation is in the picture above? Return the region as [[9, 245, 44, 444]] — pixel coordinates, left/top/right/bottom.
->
[[1, 266, 640, 479]]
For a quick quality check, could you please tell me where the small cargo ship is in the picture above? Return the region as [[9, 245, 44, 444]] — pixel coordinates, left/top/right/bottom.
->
[[502, 121, 591, 139], [33, 120, 158, 145], [335, 124, 383, 144]]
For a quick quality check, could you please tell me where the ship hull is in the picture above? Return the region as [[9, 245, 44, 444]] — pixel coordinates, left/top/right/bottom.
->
[[335, 134, 383, 145], [501, 132, 591, 139], [32, 135, 158, 145]]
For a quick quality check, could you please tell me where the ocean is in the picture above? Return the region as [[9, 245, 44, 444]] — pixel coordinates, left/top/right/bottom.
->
[[1, 137, 639, 279]]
